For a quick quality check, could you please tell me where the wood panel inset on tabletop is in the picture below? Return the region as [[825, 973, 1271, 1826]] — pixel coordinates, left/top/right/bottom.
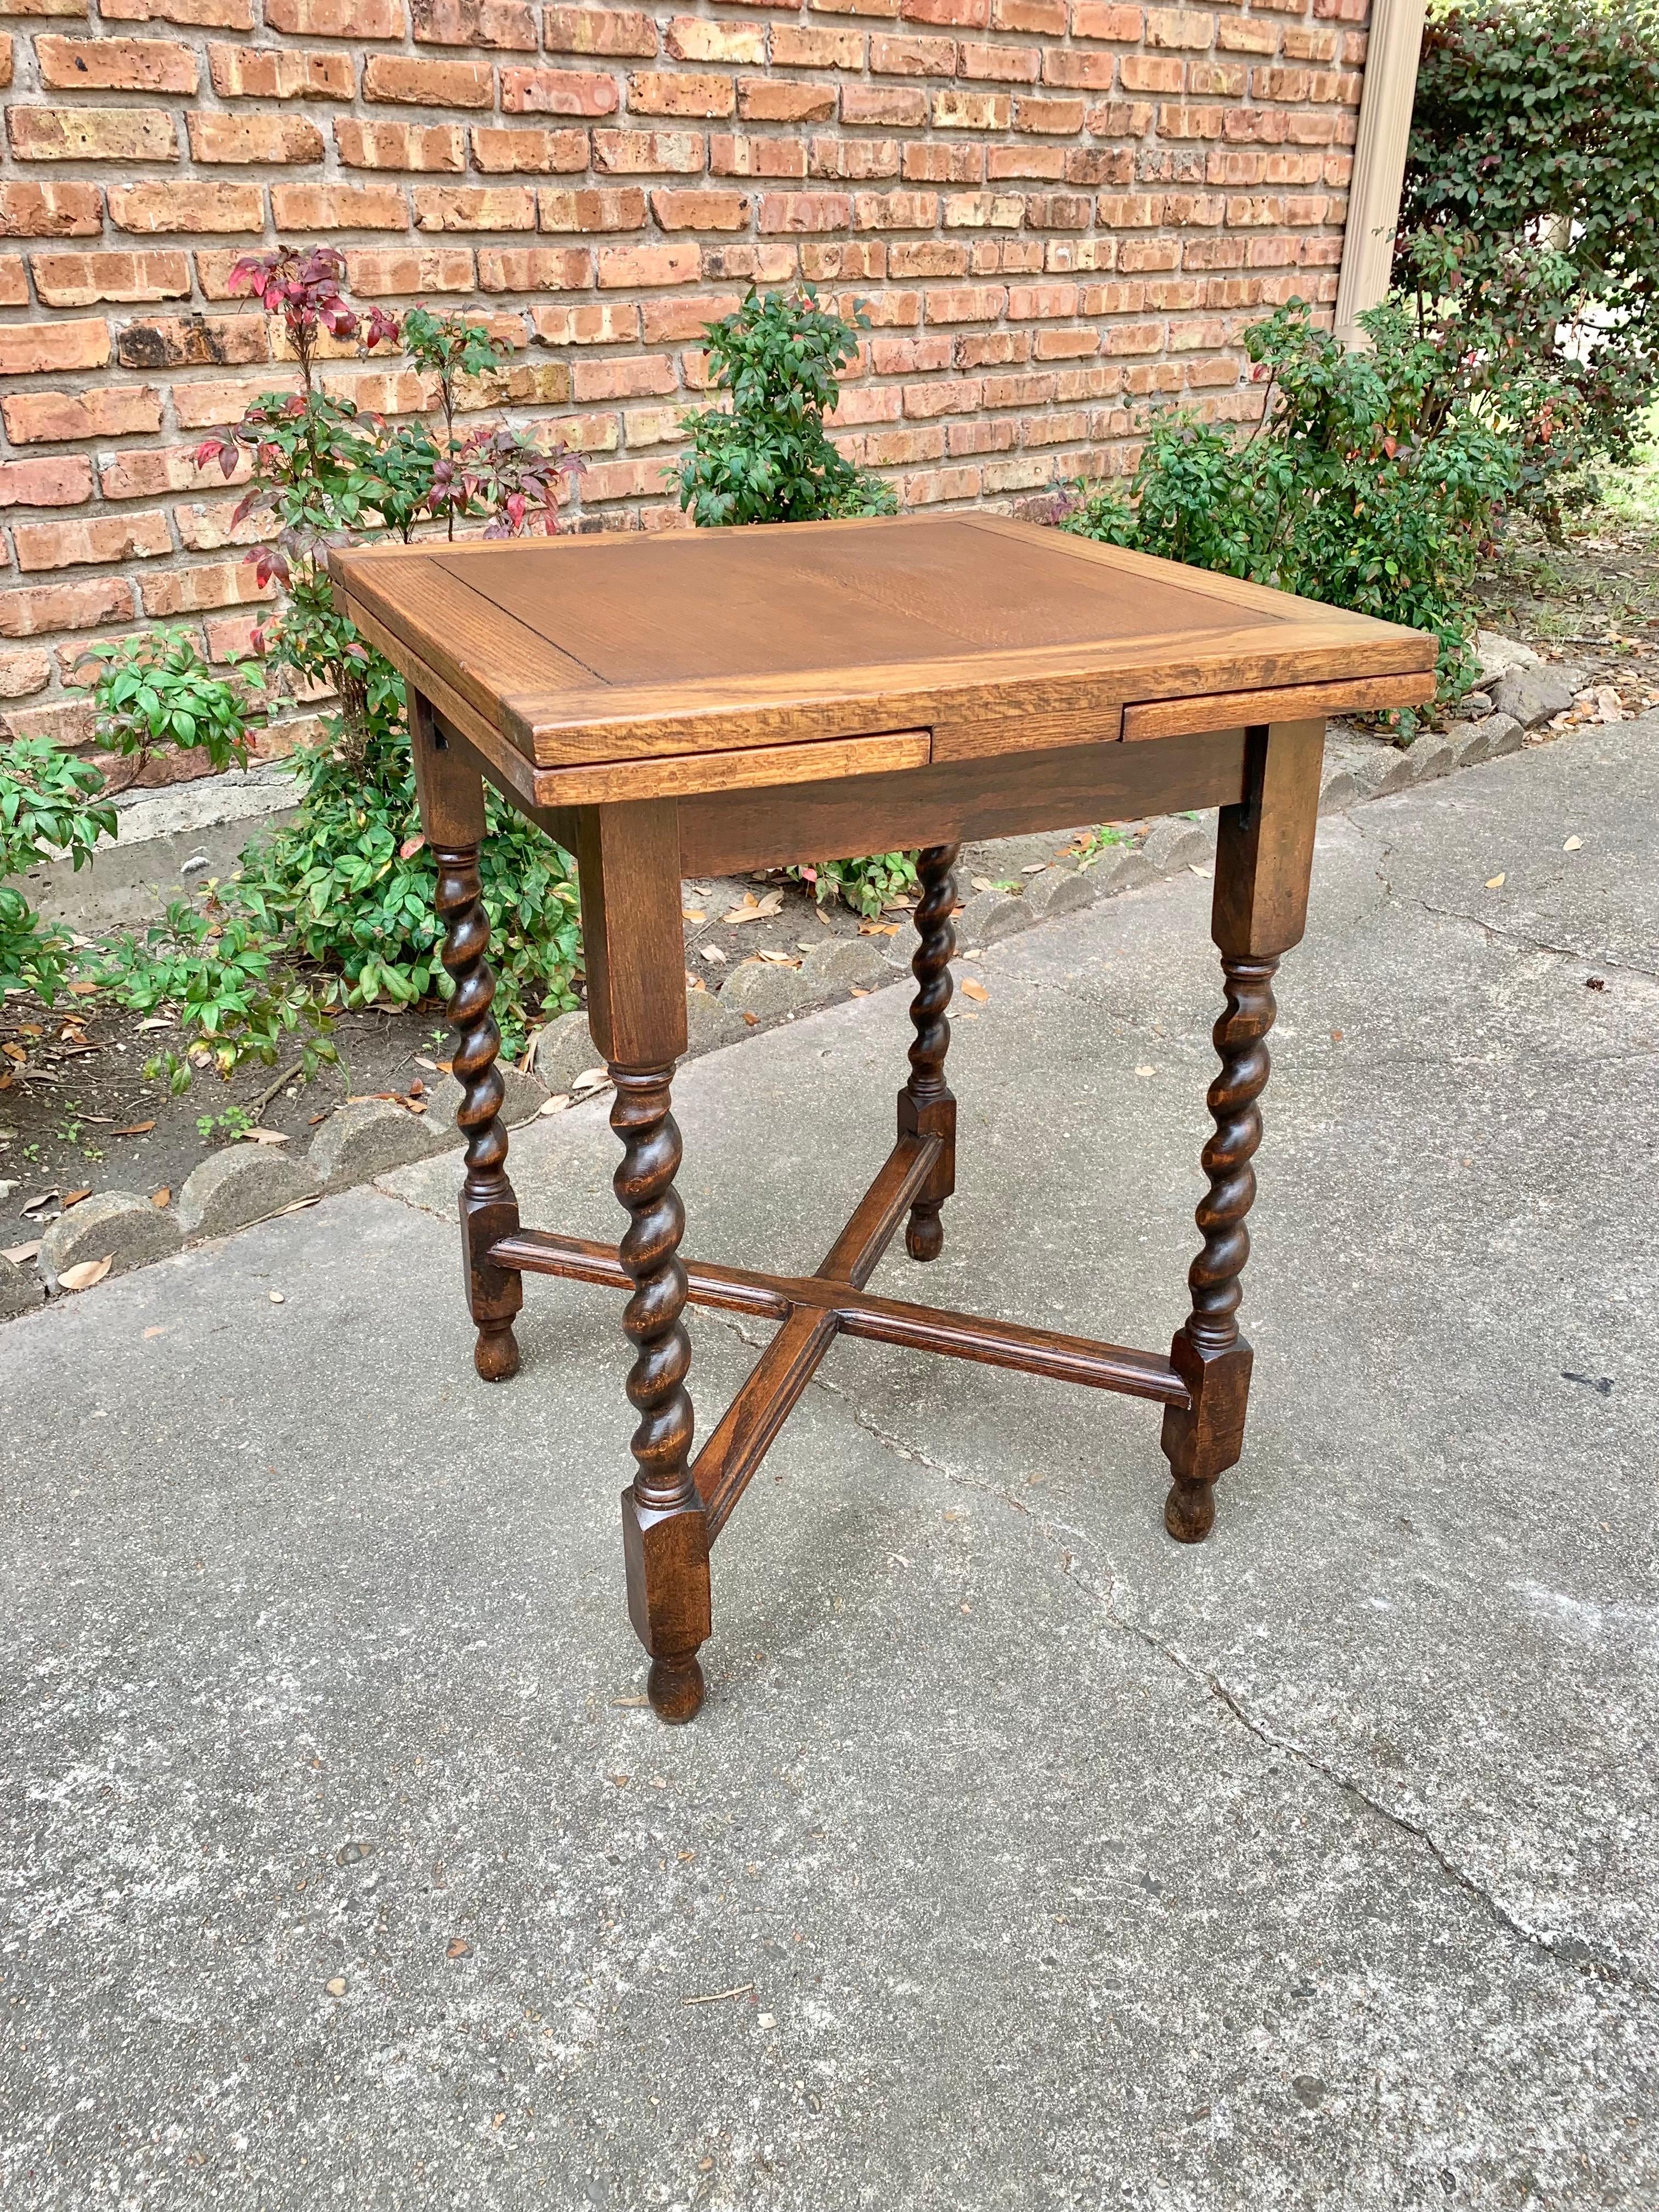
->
[[329, 515, 1435, 808]]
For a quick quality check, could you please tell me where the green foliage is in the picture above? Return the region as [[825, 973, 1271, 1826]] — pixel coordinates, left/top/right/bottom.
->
[[81, 625, 264, 773], [88, 890, 338, 1094], [1399, 0, 1659, 520], [235, 719, 581, 1056], [793, 850, 919, 919], [675, 286, 896, 527], [0, 736, 116, 1002], [1061, 301, 1520, 708]]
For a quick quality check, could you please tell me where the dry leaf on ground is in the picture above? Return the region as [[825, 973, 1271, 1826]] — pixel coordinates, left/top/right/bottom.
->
[[112, 1120, 156, 1137], [58, 1256, 113, 1293], [1486, 873, 1506, 889], [3, 1241, 40, 1265], [960, 978, 989, 1004]]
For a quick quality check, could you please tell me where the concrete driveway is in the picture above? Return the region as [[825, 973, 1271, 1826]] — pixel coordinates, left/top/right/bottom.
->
[[3, 719, 1654, 2209]]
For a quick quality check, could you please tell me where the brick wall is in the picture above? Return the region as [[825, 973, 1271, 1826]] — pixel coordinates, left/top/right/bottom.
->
[[0, 0, 1367, 761]]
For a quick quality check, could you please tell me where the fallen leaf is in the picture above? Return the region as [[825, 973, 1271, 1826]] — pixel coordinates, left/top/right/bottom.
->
[[701, 944, 726, 964], [239, 1127, 290, 1146], [755, 950, 798, 966], [847, 985, 870, 998], [151, 1188, 170, 1209], [67, 980, 100, 997], [325, 1978, 347, 1998], [399, 833, 426, 861], [571, 1067, 610, 1094], [1020, 862, 1046, 874], [112, 1120, 156, 1137], [58, 1256, 113, 1293], [681, 908, 706, 923], [269, 1290, 284, 1304], [857, 921, 900, 936], [1563, 835, 1582, 851], [3, 1241, 40, 1265], [1135, 1064, 1156, 1078], [538, 1092, 572, 1115], [960, 978, 989, 1004], [607, 1773, 630, 1788], [1330, 1028, 1344, 1043], [447, 1938, 471, 1960], [1485, 873, 1506, 889], [136, 1016, 172, 1031], [144, 1325, 166, 1339], [63, 1188, 91, 1207], [21, 1190, 57, 1215]]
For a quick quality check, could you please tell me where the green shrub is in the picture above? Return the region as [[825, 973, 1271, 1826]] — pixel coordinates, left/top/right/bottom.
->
[[89, 891, 338, 1095], [1399, 0, 1659, 523], [1061, 301, 1520, 709], [0, 737, 116, 1002], [81, 625, 264, 777], [675, 285, 896, 528]]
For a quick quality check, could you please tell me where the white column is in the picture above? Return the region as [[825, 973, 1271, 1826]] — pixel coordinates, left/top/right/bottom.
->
[[1334, 0, 1427, 346]]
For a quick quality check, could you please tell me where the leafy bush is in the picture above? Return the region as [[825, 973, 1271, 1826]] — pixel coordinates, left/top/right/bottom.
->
[[675, 286, 895, 527], [1398, 0, 1659, 524], [1061, 301, 1520, 707], [81, 625, 264, 778], [235, 720, 580, 1054], [88, 890, 337, 1094], [0, 737, 115, 1002]]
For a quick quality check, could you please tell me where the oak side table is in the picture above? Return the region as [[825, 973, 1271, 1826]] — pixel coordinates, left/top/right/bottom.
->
[[330, 516, 1433, 1723]]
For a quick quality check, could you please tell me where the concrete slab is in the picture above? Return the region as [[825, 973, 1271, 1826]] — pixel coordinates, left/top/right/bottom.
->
[[4, 720, 1656, 2209]]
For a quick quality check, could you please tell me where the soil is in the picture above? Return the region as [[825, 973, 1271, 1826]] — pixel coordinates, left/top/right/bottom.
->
[[1472, 512, 1659, 721]]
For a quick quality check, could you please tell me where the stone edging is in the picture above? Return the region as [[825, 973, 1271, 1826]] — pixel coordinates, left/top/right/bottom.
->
[[1, 698, 1541, 1317]]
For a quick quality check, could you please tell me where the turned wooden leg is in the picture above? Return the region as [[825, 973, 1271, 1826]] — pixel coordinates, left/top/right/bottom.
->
[[611, 1064, 709, 1723], [899, 840, 958, 1263], [1161, 718, 1323, 1542], [577, 797, 710, 1722], [435, 841, 523, 1382], [1160, 954, 1277, 1541]]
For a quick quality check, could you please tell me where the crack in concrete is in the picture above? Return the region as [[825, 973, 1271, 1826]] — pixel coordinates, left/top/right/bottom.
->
[[1417, 901, 1659, 987], [712, 1295, 1655, 2007]]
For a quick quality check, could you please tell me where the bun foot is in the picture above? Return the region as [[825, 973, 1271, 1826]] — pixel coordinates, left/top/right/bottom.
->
[[1164, 1477, 1215, 1544], [647, 1654, 706, 1724], [474, 1322, 521, 1383], [905, 1204, 944, 1263]]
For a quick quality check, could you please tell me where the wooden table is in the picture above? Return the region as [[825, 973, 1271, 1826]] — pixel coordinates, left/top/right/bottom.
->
[[330, 515, 1434, 1723]]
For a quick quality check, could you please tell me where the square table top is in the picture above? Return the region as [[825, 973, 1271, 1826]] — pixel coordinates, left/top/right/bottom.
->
[[329, 514, 1436, 809]]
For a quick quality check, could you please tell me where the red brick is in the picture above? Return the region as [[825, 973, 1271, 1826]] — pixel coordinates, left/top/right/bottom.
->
[[2, 384, 162, 443], [187, 113, 324, 162], [1042, 48, 1115, 87], [501, 66, 618, 115], [0, 454, 95, 508], [902, 0, 988, 21], [529, 301, 639, 343], [843, 84, 927, 125], [108, 179, 262, 230], [993, 0, 1064, 27], [343, 247, 476, 292], [1069, 0, 1141, 33], [99, 442, 252, 500], [539, 185, 648, 229], [903, 141, 981, 182], [737, 78, 836, 122], [0, 315, 109, 375], [410, 184, 534, 229], [596, 241, 700, 286], [472, 126, 588, 171], [758, 191, 851, 233], [924, 284, 1004, 321], [0, 651, 53, 702], [871, 32, 956, 72], [0, 575, 137, 639], [334, 119, 464, 171], [117, 313, 270, 370], [0, 180, 101, 236], [988, 143, 1062, 179], [101, 0, 254, 19], [476, 245, 593, 287], [629, 71, 735, 117], [809, 136, 900, 180], [651, 188, 752, 230], [30, 248, 189, 306], [592, 129, 704, 173], [8, 106, 179, 161], [15, 512, 173, 572], [37, 34, 199, 90], [664, 15, 765, 61], [710, 133, 806, 179], [960, 38, 1040, 78], [772, 25, 864, 65], [364, 55, 494, 105], [543, 4, 658, 54], [889, 238, 967, 275], [1014, 95, 1085, 131], [265, 0, 404, 31], [1146, 6, 1214, 46], [932, 88, 1007, 127], [271, 183, 409, 229], [207, 43, 356, 97], [411, 0, 536, 46], [801, 240, 888, 281], [142, 562, 270, 614]]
